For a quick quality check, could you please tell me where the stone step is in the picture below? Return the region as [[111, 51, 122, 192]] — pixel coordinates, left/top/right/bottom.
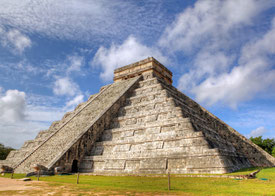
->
[[125, 89, 168, 106], [119, 102, 177, 118], [111, 114, 186, 130], [121, 97, 176, 114], [84, 147, 221, 162], [138, 77, 159, 87], [132, 83, 163, 96], [125, 94, 169, 108], [92, 140, 210, 158], [94, 130, 205, 150], [117, 106, 182, 121], [99, 122, 199, 142], [106, 118, 192, 134]]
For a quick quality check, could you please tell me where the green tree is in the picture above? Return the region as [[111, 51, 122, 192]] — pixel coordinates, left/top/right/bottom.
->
[[0, 143, 14, 160], [250, 136, 275, 156]]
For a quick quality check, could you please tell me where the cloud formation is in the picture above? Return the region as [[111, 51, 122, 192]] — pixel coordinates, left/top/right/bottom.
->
[[50, 55, 86, 110], [159, 0, 272, 52], [159, 0, 275, 107], [247, 126, 269, 138], [0, 0, 166, 43], [0, 27, 31, 53], [191, 18, 275, 107], [53, 77, 80, 96], [0, 89, 68, 148], [0, 89, 26, 123], [67, 55, 84, 74], [92, 36, 167, 81], [0, 104, 64, 149]]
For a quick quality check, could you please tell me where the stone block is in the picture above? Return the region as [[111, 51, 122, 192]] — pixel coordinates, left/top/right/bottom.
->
[[140, 158, 167, 170], [125, 160, 140, 171], [113, 144, 131, 152], [168, 158, 187, 170], [104, 160, 126, 170]]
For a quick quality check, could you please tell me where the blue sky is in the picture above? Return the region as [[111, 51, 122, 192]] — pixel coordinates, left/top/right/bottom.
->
[[0, 0, 274, 148]]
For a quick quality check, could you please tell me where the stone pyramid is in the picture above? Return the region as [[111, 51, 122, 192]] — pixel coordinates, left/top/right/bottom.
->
[[1, 57, 275, 174]]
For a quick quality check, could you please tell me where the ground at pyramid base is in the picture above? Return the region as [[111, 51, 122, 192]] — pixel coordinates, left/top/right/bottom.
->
[[1, 57, 275, 175]]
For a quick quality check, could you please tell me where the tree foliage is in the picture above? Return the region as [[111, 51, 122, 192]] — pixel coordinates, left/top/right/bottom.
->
[[250, 136, 275, 157], [0, 143, 14, 160]]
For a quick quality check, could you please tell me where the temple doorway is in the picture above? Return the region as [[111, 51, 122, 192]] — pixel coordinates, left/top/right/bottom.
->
[[71, 160, 78, 173]]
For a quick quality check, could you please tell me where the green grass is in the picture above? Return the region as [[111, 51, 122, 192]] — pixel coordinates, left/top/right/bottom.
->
[[1, 168, 275, 195]]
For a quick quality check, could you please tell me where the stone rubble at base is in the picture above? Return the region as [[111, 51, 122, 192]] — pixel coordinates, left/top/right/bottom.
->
[[1, 57, 275, 175]]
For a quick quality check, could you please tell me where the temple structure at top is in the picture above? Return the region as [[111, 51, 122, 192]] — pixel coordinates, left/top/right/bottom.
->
[[114, 57, 172, 85]]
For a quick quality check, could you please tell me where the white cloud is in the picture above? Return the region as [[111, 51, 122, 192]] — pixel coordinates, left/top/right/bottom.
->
[[53, 77, 80, 96], [92, 36, 167, 81], [247, 126, 268, 138], [0, 0, 167, 43], [0, 27, 31, 53], [178, 51, 234, 92], [0, 90, 87, 148], [0, 104, 64, 149], [0, 121, 49, 149], [159, 0, 272, 52], [67, 55, 84, 73], [65, 94, 84, 109], [168, 0, 275, 107], [26, 105, 64, 123], [191, 18, 275, 107], [0, 90, 68, 148], [0, 89, 26, 123], [46, 55, 85, 78]]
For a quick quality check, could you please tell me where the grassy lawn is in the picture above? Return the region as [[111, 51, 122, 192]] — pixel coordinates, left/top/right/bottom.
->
[[1, 167, 275, 195]]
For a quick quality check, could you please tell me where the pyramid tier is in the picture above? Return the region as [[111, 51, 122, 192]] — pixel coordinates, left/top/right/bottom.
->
[[79, 76, 253, 174]]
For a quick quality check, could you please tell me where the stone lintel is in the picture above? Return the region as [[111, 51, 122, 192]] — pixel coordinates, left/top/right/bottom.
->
[[114, 57, 173, 85]]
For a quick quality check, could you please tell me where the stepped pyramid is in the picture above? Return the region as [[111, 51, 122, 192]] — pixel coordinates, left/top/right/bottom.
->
[[1, 57, 275, 174]]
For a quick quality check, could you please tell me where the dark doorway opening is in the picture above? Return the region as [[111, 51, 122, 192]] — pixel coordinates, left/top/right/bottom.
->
[[71, 160, 78, 173]]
